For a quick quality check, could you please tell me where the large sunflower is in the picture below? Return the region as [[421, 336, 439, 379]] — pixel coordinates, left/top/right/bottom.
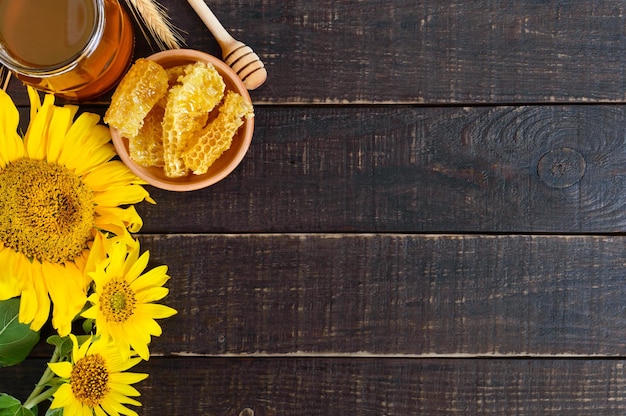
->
[[83, 239, 177, 361], [48, 334, 148, 416], [0, 88, 154, 336]]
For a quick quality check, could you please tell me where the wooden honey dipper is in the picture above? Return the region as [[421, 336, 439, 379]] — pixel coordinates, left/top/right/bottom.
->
[[186, 0, 267, 90]]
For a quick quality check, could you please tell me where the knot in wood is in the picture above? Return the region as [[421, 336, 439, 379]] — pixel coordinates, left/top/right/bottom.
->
[[537, 147, 586, 188], [239, 408, 255, 416]]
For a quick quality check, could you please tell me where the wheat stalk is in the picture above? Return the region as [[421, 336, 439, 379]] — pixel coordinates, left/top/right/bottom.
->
[[124, 0, 185, 50], [0, 66, 11, 91]]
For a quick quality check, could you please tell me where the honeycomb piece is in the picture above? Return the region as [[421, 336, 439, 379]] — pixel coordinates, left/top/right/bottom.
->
[[156, 65, 188, 109], [165, 64, 190, 87], [104, 58, 168, 139], [183, 91, 253, 175], [161, 62, 226, 177], [129, 102, 165, 167]]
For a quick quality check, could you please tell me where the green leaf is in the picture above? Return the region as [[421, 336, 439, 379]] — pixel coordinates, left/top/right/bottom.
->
[[0, 298, 40, 367], [0, 393, 35, 416], [46, 336, 73, 358], [81, 318, 94, 334], [43, 408, 62, 416]]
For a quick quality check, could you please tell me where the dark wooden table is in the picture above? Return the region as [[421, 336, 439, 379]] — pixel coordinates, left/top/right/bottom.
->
[[5, 0, 626, 414]]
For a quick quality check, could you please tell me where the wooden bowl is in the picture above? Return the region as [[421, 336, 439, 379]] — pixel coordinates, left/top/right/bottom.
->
[[110, 49, 254, 191]]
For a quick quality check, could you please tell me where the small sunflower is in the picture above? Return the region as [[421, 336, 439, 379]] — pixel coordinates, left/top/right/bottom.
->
[[83, 239, 177, 360], [0, 88, 154, 336], [48, 334, 148, 416]]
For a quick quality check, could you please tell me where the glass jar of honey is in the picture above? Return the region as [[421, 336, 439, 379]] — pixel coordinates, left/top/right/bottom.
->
[[0, 0, 134, 101]]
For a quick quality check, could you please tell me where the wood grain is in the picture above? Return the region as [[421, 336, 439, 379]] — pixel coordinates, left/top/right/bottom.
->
[[5, 357, 626, 415], [15, 103, 626, 234], [130, 234, 626, 356], [7, 0, 626, 105], [3, 1, 626, 414], [125, 105, 626, 234]]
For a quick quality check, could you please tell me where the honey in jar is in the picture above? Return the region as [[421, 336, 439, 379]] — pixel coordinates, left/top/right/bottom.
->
[[0, 0, 134, 101]]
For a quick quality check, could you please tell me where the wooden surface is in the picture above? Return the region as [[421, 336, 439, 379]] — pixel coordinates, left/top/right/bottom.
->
[[4, 0, 626, 414]]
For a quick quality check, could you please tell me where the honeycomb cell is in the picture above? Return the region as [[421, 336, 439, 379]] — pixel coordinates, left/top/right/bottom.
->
[[183, 91, 253, 175], [161, 62, 225, 177]]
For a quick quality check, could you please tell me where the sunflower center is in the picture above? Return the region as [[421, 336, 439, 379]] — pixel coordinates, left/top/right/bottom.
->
[[0, 158, 95, 263], [70, 353, 110, 407], [101, 278, 137, 323]]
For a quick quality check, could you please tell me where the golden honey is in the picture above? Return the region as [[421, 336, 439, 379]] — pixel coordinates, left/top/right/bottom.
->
[[0, 0, 134, 100]]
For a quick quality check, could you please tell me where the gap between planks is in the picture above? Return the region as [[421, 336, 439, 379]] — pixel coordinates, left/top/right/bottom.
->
[[166, 352, 624, 359]]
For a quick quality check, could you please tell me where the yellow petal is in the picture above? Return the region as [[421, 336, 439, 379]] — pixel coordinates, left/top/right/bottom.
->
[[73, 141, 117, 176], [50, 384, 74, 408], [109, 382, 142, 399], [94, 406, 108, 416], [82, 304, 98, 320], [84, 231, 112, 278], [18, 264, 50, 331], [122, 240, 141, 275], [138, 303, 177, 320], [42, 262, 86, 336], [72, 334, 91, 361], [135, 287, 169, 304], [101, 399, 140, 416], [109, 356, 142, 373], [57, 114, 112, 173], [46, 105, 73, 163], [131, 266, 169, 292], [48, 361, 72, 378], [24, 93, 55, 160], [95, 206, 144, 235], [125, 251, 149, 283], [0, 279, 20, 300], [82, 160, 146, 191], [0, 90, 18, 135], [93, 186, 154, 207], [0, 90, 24, 166], [0, 250, 21, 299], [106, 240, 128, 278], [27, 86, 41, 120], [110, 372, 149, 386]]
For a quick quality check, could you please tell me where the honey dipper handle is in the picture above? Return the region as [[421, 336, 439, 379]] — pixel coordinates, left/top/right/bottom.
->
[[186, 0, 238, 48], [186, 0, 267, 90]]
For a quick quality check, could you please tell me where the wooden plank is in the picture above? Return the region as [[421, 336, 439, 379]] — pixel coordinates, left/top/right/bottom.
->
[[131, 234, 626, 356], [10, 103, 626, 233], [4, 357, 626, 415], [7, 0, 626, 105], [123, 105, 626, 234]]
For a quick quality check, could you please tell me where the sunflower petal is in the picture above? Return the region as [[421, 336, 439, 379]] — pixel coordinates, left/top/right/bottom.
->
[[0, 90, 24, 166], [27, 86, 41, 120], [110, 372, 149, 385], [125, 251, 149, 283], [139, 303, 178, 321], [94, 185, 155, 207], [42, 262, 87, 336], [95, 205, 144, 235], [135, 287, 169, 304], [24, 93, 56, 160], [0, 249, 21, 300], [48, 361, 73, 379], [49, 384, 74, 408], [82, 160, 147, 191], [131, 266, 169, 292], [109, 383, 142, 399], [18, 264, 51, 331], [46, 106, 73, 163], [94, 406, 108, 416]]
